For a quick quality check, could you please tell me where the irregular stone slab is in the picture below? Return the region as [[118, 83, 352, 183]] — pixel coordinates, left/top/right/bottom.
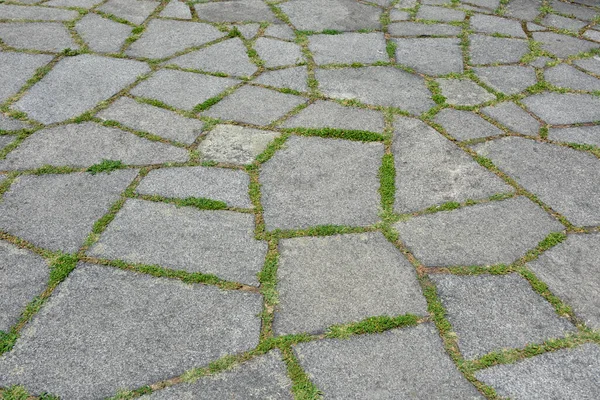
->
[[395, 197, 563, 266], [97, 97, 204, 144], [136, 166, 252, 208], [0, 114, 30, 132], [433, 109, 503, 140], [481, 102, 540, 135], [295, 324, 482, 399], [416, 5, 465, 21], [98, 0, 159, 25], [160, 0, 192, 19], [0, 241, 49, 332], [529, 56, 552, 68], [308, 32, 387, 65], [0, 136, 16, 151], [470, 35, 529, 65], [388, 22, 461, 36], [464, 0, 500, 8], [274, 232, 427, 334], [282, 100, 384, 132], [436, 78, 495, 106], [75, 13, 132, 54], [261, 136, 383, 230], [470, 14, 526, 38], [532, 32, 599, 58], [393, 117, 511, 213], [504, 0, 541, 21], [316, 67, 435, 114], [550, 0, 598, 21], [46, 0, 107, 8], [432, 274, 575, 359], [235, 23, 261, 39], [0, 263, 262, 399], [541, 14, 586, 32], [476, 344, 600, 399], [0, 170, 137, 252], [254, 37, 303, 67], [574, 56, 600, 75], [585, 29, 600, 42], [0, 4, 79, 20], [0, 52, 53, 103], [194, 0, 279, 22], [474, 66, 536, 95], [254, 66, 309, 92], [264, 24, 295, 40], [280, 0, 381, 31], [389, 9, 411, 20], [130, 69, 238, 110], [394, 38, 463, 75], [474, 137, 600, 226], [523, 93, 600, 125], [0, 22, 78, 52], [544, 64, 600, 91], [126, 20, 225, 59], [89, 199, 266, 285], [548, 125, 600, 147], [13, 54, 149, 124]]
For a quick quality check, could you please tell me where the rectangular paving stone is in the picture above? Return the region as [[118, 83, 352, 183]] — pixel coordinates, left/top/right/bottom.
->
[[194, 0, 279, 22], [469, 35, 529, 65], [98, 0, 159, 25], [394, 38, 464, 75], [548, 125, 600, 147], [433, 109, 503, 141], [474, 66, 537, 95], [0, 51, 53, 103], [523, 93, 600, 125], [308, 32, 387, 65], [75, 14, 132, 54], [481, 102, 540, 135], [0, 4, 79, 20], [470, 14, 526, 38], [388, 22, 461, 37], [544, 64, 600, 91], [0, 22, 79, 53], [279, 0, 381, 31]]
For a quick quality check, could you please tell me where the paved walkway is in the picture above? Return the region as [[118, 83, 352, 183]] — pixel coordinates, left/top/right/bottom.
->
[[0, 0, 599, 398]]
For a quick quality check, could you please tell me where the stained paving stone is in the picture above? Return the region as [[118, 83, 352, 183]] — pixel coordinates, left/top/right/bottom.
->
[[0, 241, 49, 332], [0, 22, 79, 53], [474, 137, 600, 226], [88, 199, 266, 285], [0, 113, 29, 131], [476, 344, 600, 399], [130, 69, 238, 111], [395, 197, 564, 266], [0, 263, 262, 399], [136, 166, 252, 209], [0, 4, 79, 20], [433, 109, 503, 141], [264, 24, 296, 40], [481, 102, 540, 135], [0, 170, 137, 252], [504, 0, 542, 20], [96, 97, 204, 144], [389, 22, 461, 36], [548, 125, 600, 147], [253, 66, 309, 92], [523, 93, 600, 125], [295, 323, 483, 399], [474, 66, 537, 95], [532, 32, 599, 58], [316, 66, 435, 113], [261, 136, 383, 230], [544, 64, 600, 91], [470, 14, 526, 38], [253, 37, 303, 67], [308, 32, 387, 65], [574, 56, 600, 75], [98, 0, 159, 25], [280, 0, 381, 31], [394, 38, 463, 75], [416, 5, 465, 21], [541, 14, 587, 32], [75, 14, 132, 54], [194, 0, 279, 22], [235, 23, 261, 39], [13, 54, 149, 124], [0, 52, 53, 103], [160, 0, 192, 19], [436, 79, 495, 106], [432, 274, 576, 359], [470, 35, 529, 65], [392, 117, 511, 213]]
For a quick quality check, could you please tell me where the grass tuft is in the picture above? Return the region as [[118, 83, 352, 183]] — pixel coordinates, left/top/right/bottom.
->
[[87, 159, 125, 175]]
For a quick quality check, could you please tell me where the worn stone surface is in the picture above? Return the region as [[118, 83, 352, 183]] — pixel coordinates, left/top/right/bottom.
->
[[504, 0, 542, 20], [550, 0, 599, 21], [46, 0, 103, 7], [308, 33, 387, 65], [394, 38, 463, 75], [548, 125, 600, 147], [541, 14, 587, 32], [523, 93, 600, 125], [0, 4, 79, 20], [481, 102, 540, 135], [574, 56, 600, 75], [0, 113, 29, 131], [75, 14, 132, 54], [470, 35, 529, 65], [194, 0, 279, 23], [235, 23, 261, 39], [474, 66, 537, 95], [0, 22, 78, 53], [264, 24, 295, 40], [436, 79, 495, 106], [254, 37, 303, 67], [544, 64, 600, 91], [388, 22, 461, 36], [0, 136, 16, 151], [0, 51, 53, 103], [253, 66, 309, 92], [280, 0, 381, 31], [433, 109, 503, 140], [470, 14, 526, 38], [416, 5, 465, 21], [160, 0, 192, 19], [533, 32, 599, 58], [98, 0, 159, 25]]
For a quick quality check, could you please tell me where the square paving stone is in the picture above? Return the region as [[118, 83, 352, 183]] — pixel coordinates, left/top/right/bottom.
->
[[98, 0, 159, 25], [0, 52, 53, 103], [261, 135, 383, 230], [476, 344, 600, 399], [194, 0, 279, 22], [75, 13, 132, 54], [295, 323, 482, 399], [308, 32, 387, 65], [432, 274, 575, 359], [253, 38, 303, 68], [0, 240, 49, 332], [0, 170, 137, 252], [388, 22, 461, 36], [416, 5, 465, 21], [13, 54, 150, 124], [88, 199, 267, 285], [474, 66, 537, 95], [394, 38, 463, 76], [532, 32, 599, 58], [433, 109, 503, 141], [280, 0, 381, 31], [254, 66, 309, 93], [0, 263, 262, 400], [470, 14, 526, 38], [0, 22, 78, 53], [274, 232, 428, 335], [393, 117, 511, 213], [469, 35, 529, 65], [395, 197, 564, 266], [436, 78, 495, 106], [544, 64, 600, 91], [0, 4, 79, 20], [481, 102, 540, 135], [548, 125, 600, 147], [522, 93, 600, 125], [160, 0, 192, 19]]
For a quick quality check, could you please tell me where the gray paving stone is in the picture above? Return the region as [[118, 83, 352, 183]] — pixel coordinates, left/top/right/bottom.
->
[[0, 241, 49, 332], [574, 56, 600, 75], [476, 344, 600, 399], [389, 22, 461, 36], [416, 5, 465, 21], [130, 69, 238, 111], [98, 0, 159, 25], [0, 4, 79, 20], [396, 0, 418, 7], [532, 32, 599, 58], [89, 199, 266, 284], [470, 14, 526, 38], [254, 37, 303, 67], [295, 323, 483, 400], [0, 263, 262, 399], [395, 197, 564, 266], [160, 0, 192, 19], [274, 232, 428, 335], [264, 24, 295, 40], [462, 0, 500, 9], [395, 38, 463, 75], [136, 166, 252, 208], [504, 0, 542, 21], [432, 274, 575, 359], [195, 0, 279, 22], [389, 9, 411, 21], [0, 52, 53, 103], [529, 56, 552, 68], [197, 124, 280, 165], [470, 35, 529, 65], [13, 54, 149, 124], [261, 135, 383, 230], [280, 0, 381, 31], [234, 23, 261, 39], [541, 14, 586, 32], [0, 170, 137, 252], [550, 0, 598, 21], [523, 93, 600, 125], [0, 136, 16, 151], [544, 64, 600, 91], [254, 66, 309, 92], [527, 22, 546, 31], [548, 125, 600, 147], [316, 66, 435, 113], [474, 137, 600, 226], [45, 0, 104, 8], [0, 22, 78, 52], [584, 29, 600, 42], [308, 32, 387, 65], [75, 14, 132, 54], [474, 66, 537, 95], [96, 97, 204, 144], [481, 102, 540, 135], [0, 114, 29, 132], [436, 78, 495, 106], [433, 109, 503, 140], [422, 0, 452, 4]]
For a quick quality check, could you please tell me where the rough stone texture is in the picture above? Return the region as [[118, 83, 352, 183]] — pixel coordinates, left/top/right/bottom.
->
[[88, 199, 267, 285], [264, 24, 296, 40], [548, 125, 600, 147], [481, 102, 540, 135], [0, 170, 137, 252], [0, 22, 78, 53], [532, 32, 599, 58], [46, 0, 103, 7], [0, 113, 28, 131], [0, 263, 262, 399], [75, 14, 132, 54], [470, 14, 526, 37], [433, 109, 503, 140], [544, 64, 600, 91], [585, 29, 600, 42], [0, 136, 15, 151], [416, 5, 465, 22], [541, 14, 586, 32], [308, 32, 387, 65], [98, 0, 159, 25], [390, 9, 411, 20], [254, 66, 309, 92], [235, 23, 260, 39], [551, 0, 599, 21], [394, 38, 463, 75], [0, 4, 79, 20], [474, 66, 537, 95], [253, 37, 303, 67], [280, 0, 381, 31], [504, 0, 542, 20], [194, 0, 279, 23], [388, 22, 461, 36], [395, 197, 564, 266], [160, 0, 192, 19], [464, 0, 500, 8], [523, 93, 600, 125], [274, 233, 428, 335], [470, 35, 529, 65], [0, 52, 53, 103], [261, 135, 383, 230], [529, 56, 552, 68], [436, 79, 495, 106], [574, 56, 600, 75]]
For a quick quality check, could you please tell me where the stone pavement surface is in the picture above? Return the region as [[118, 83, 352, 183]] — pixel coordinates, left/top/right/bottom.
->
[[0, 0, 599, 399]]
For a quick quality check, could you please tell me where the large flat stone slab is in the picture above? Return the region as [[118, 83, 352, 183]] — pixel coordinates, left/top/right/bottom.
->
[[532, 32, 599, 58], [433, 109, 503, 141], [280, 0, 381, 31], [469, 35, 529, 65], [0, 51, 53, 103], [481, 102, 540, 135], [308, 32, 387, 65], [388, 22, 460, 37], [0, 114, 30, 132], [544, 64, 600, 92], [394, 38, 463, 76], [0, 4, 79, 21], [75, 14, 132, 54], [0, 22, 78, 53], [436, 78, 495, 106], [523, 93, 600, 125], [474, 66, 537, 95], [548, 125, 600, 147], [194, 0, 279, 23], [254, 66, 309, 93], [254, 38, 303, 68], [470, 14, 526, 38], [98, 0, 159, 25]]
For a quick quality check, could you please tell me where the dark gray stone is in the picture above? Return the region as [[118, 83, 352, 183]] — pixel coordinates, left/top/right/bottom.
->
[[98, 0, 159, 25], [523, 93, 600, 125], [470, 14, 526, 37], [75, 14, 132, 54], [433, 109, 503, 140], [194, 0, 279, 22], [470, 35, 529, 65], [574, 56, 600, 75], [388, 22, 461, 36], [504, 0, 542, 21], [254, 37, 303, 67], [474, 66, 537, 95], [548, 125, 600, 147], [532, 32, 599, 58], [308, 32, 387, 65], [416, 5, 465, 21], [436, 78, 495, 106], [481, 102, 540, 135], [254, 66, 309, 92], [0, 4, 79, 20], [544, 64, 600, 91], [160, 0, 192, 19], [280, 0, 381, 31], [395, 38, 464, 75], [541, 14, 586, 32], [0, 52, 53, 103], [0, 22, 78, 53]]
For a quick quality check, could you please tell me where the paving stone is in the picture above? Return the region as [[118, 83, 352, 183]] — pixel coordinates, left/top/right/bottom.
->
[[0, 170, 137, 252], [474, 137, 600, 226], [295, 323, 483, 399], [550, 0, 598, 21], [433, 109, 503, 141], [422, 0, 452, 4], [504, 0, 542, 21], [432, 274, 575, 359], [0, 241, 49, 332], [529, 56, 552, 68], [0, 136, 16, 151], [254, 66, 309, 92], [0, 263, 262, 399], [470, 14, 526, 38], [126, 20, 225, 59], [14, 54, 149, 124], [541, 14, 586, 32], [316, 66, 435, 113], [416, 5, 465, 21], [396, 0, 418, 7], [89, 199, 266, 284], [476, 344, 600, 399], [584, 29, 600, 42], [261, 135, 383, 230], [136, 166, 252, 208], [264, 24, 295, 40], [474, 66, 537, 95], [462, 0, 499, 9], [395, 197, 563, 266], [274, 232, 428, 334], [395, 38, 463, 75], [75, 14, 132, 54], [548, 125, 600, 147], [308, 32, 387, 65], [544, 64, 600, 91], [202, 85, 305, 125], [0, 52, 53, 103], [96, 97, 204, 144], [523, 93, 600, 125], [481, 102, 540, 135], [0, 22, 78, 52], [470, 35, 529, 65], [280, 0, 381, 31], [574, 56, 600, 75], [253, 37, 303, 67], [281, 100, 384, 133], [0, 4, 79, 20], [98, 0, 159, 25], [143, 351, 293, 399], [532, 32, 599, 58], [130, 69, 238, 111], [46, 0, 103, 7], [0, 114, 30, 132], [160, 0, 192, 19], [527, 22, 546, 31], [234, 23, 260, 39], [389, 22, 461, 36], [436, 78, 495, 106], [194, 0, 279, 22], [197, 124, 280, 165], [389, 9, 411, 21]]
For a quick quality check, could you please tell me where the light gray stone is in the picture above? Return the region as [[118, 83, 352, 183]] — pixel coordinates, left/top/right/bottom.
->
[[0, 263, 262, 399], [254, 37, 303, 67], [160, 0, 192, 19], [504, 0, 542, 21], [527, 22, 546, 31], [523, 93, 600, 125], [308, 32, 387, 65], [529, 56, 552, 68], [194, 0, 279, 22], [474, 66, 537, 95], [46, 0, 104, 8], [75, 14, 132, 54], [0, 136, 16, 151], [389, 9, 411, 21], [532, 32, 599, 58], [433, 109, 503, 140], [550, 0, 598, 21], [548, 125, 600, 147], [544, 64, 600, 91], [470, 35, 529, 65], [254, 66, 309, 92], [481, 102, 540, 135], [234, 23, 260, 39], [437, 78, 495, 106], [0, 22, 78, 52], [541, 14, 586, 32], [416, 5, 465, 21], [396, 0, 418, 7], [264, 24, 295, 40], [470, 14, 526, 38], [574, 56, 600, 75], [0, 114, 30, 132], [98, 0, 159, 25], [280, 0, 381, 31], [463, 0, 500, 9], [0, 52, 53, 103], [395, 38, 463, 75], [389, 22, 461, 36], [584, 29, 600, 42], [0, 4, 79, 20]]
